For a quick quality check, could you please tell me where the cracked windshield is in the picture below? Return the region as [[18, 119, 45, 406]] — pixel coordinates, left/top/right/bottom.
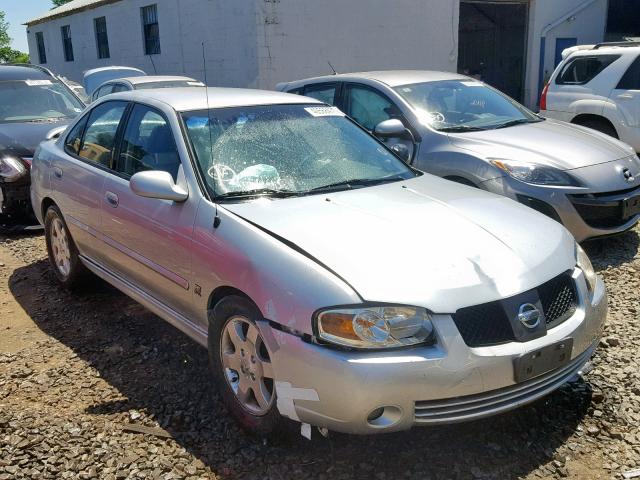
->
[[394, 80, 542, 132], [182, 104, 416, 199]]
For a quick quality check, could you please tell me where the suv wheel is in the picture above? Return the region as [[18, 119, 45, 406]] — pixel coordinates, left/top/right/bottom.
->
[[44, 205, 89, 288], [575, 118, 619, 139], [208, 295, 280, 435]]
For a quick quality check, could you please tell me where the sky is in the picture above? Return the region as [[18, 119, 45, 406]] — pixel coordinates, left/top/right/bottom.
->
[[2, 0, 53, 52]]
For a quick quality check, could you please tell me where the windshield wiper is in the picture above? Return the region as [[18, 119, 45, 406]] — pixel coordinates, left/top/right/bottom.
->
[[438, 125, 488, 132], [309, 175, 406, 193], [491, 118, 540, 129], [214, 188, 301, 201]]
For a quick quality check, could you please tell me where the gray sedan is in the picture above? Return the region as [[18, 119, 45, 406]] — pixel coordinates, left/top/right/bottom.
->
[[31, 87, 606, 436], [277, 71, 640, 242]]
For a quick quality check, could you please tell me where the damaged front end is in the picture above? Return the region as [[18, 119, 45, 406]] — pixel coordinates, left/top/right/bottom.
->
[[0, 155, 36, 228]]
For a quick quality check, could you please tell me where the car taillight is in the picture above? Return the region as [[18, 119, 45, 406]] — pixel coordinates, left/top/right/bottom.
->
[[540, 83, 549, 111]]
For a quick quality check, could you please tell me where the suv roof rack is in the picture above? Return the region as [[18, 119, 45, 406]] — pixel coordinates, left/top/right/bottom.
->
[[593, 41, 640, 50]]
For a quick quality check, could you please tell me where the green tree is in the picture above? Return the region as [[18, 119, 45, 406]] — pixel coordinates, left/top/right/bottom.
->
[[52, 0, 73, 7], [0, 11, 30, 63]]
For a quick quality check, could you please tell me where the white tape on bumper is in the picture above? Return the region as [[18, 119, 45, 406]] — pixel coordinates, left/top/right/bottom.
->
[[275, 381, 319, 421]]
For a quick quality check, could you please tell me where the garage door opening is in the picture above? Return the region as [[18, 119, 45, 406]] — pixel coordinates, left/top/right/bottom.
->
[[458, 1, 528, 102]]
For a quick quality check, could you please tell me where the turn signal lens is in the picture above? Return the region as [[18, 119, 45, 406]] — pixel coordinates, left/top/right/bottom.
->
[[316, 306, 434, 349]]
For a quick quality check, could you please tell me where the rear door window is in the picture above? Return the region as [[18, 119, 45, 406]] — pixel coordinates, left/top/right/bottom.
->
[[556, 55, 620, 85], [303, 83, 338, 105], [616, 55, 640, 90], [77, 101, 128, 167]]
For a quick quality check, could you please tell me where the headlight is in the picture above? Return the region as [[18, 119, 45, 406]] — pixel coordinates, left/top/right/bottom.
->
[[576, 243, 597, 293], [490, 159, 581, 186], [0, 156, 27, 182], [315, 305, 434, 349]]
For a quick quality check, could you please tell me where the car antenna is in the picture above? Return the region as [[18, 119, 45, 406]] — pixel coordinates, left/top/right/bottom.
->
[[148, 53, 158, 74], [328, 61, 338, 75], [202, 42, 221, 229]]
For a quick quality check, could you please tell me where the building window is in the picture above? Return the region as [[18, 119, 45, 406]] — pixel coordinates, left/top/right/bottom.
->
[[61, 25, 74, 62], [141, 4, 160, 55], [94, 17, 110, 59], [35, 32, 47, 64]]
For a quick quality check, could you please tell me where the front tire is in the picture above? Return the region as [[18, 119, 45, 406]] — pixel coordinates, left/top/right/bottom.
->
[[44, 205, 89, 288], [208, 295, 280, 436]]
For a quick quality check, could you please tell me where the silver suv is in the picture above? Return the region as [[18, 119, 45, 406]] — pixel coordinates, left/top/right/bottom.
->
[[278, 70, 640, 242], [31, 87, 606, 436]]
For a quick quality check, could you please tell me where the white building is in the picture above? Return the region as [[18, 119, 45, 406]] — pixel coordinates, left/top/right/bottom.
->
[[25, 0, 610, 108]]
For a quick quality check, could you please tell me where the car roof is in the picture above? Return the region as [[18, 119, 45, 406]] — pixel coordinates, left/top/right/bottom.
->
[[105, 87, 322, 111], [568, 44, 640, 58], [281, 70, 469, 89], [0, 64, 55, 81], [124, 75, 199, 85]]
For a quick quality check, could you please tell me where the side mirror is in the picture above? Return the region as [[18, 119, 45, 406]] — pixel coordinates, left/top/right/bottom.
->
[[374, 119, 407, 139], [46, 126, 67, 141], [390, 144, 411, 162], [130, 171, 188, 202]]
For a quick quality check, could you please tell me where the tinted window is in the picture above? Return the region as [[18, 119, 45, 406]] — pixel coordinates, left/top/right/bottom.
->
[[78, 101, 127, 167], [617, 55, 640, 90], [93, 85, 114, 100], [117, 104, 180, 180], [345, 86, 401, 130], [64, 116, 88, 155], [111, 84, 130, 93], [303, 84, 337, 105], [556, 55, 620, 85]]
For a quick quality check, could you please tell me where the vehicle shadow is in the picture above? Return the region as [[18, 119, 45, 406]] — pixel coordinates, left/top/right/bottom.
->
[[9, 259, 595, 479], [584, 228, 640, 270]]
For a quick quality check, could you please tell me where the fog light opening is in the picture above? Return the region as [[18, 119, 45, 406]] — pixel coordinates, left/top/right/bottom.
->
[[366, 406, 402, 428]]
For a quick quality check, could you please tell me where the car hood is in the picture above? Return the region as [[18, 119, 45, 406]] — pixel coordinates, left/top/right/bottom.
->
[[447, 118, 635, 170], [223, 175, 576, 313], [0, 120, 71, 157]]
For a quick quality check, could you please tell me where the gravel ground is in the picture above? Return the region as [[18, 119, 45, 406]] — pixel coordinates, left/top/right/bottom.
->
[[0, 229, 639, 480]]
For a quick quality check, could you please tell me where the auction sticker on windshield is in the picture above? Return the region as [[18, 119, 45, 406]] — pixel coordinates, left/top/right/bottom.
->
[[305, 106, 344, 117], [25, 80, 53, 86]]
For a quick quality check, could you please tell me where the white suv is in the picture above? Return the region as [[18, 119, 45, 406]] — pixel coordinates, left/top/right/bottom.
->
[[541, 42, 640, 152]]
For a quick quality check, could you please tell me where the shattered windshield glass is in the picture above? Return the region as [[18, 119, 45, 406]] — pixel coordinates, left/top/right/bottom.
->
[[181, 104, 416, 199], [0, 80, 85, 123]]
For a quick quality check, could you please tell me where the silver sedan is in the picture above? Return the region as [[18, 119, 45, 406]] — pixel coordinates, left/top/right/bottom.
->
[[31, 87, 607, 435], [277, 71, 640, 242]]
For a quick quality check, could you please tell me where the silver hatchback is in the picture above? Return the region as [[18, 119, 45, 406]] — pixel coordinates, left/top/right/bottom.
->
[[278, 71, 640, 242], [31, 87, 607, 436]]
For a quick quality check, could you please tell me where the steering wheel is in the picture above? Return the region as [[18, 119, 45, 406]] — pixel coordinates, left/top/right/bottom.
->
[[207, 163, 236, 182]]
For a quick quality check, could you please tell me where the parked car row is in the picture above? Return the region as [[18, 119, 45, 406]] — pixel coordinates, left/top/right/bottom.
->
[[2, 52, 633, 437]]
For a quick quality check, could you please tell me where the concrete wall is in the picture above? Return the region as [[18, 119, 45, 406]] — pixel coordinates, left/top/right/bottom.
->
[[524, 0, 608, 108], [26, 0, 459, 89]]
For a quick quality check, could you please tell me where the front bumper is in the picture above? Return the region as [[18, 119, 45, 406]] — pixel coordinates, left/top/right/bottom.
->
[[481, 176, 640, 242], [0, 177, 34, 221], [262, 271, 606, 435]]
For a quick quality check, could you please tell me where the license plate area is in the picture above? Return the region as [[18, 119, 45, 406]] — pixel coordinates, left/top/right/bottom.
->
[[623, 195, 640, 219], [513, 338, 573, 383]]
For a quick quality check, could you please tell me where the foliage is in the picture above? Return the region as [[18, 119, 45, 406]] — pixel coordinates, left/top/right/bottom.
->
[[0, 11, 30, 63], [52, 0, 74, 7]]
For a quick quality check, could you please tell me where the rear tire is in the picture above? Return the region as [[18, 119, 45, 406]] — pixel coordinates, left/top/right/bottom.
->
[[208, 295, 280, 436], [44, 205, 90, 289], [574, 117, 619, 139]]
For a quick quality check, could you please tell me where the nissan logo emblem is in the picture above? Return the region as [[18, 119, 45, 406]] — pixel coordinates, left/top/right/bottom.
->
[[518, 303, 541, 329]]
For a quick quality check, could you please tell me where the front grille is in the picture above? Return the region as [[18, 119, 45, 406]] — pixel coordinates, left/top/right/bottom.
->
[[569, 185, 640, 229], [413, 343, 594, 424], [539, 272, 578, 328], [452, 272, 578, 347]]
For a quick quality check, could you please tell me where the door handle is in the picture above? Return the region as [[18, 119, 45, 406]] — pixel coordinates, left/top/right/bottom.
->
[[53, 166, 63, 179], [105, 191, 119, 208]]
